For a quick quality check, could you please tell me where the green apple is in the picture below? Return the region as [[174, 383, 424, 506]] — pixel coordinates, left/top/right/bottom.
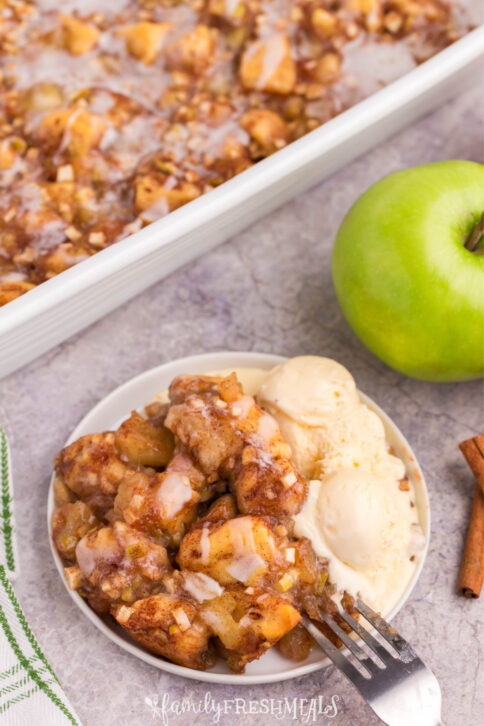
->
[[332, 161, 484, 382]]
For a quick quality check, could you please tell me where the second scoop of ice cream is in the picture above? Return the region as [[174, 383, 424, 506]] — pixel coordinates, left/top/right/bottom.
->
[[314, 469, 399, 570], [293, 469, 425, 613]]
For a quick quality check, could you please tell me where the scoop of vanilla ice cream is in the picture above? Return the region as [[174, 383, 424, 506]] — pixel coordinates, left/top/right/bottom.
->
[[313, 469, 400, 570], [294, 470, 426, 614], [257, 356, 405, 481], [258, 355, 359, 425]]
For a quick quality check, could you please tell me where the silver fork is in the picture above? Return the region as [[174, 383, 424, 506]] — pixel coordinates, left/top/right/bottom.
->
[[301, 598, 443, 726]]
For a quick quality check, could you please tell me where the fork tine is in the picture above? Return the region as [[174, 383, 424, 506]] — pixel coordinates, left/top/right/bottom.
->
[[337, 609, 396, 664], [301, 615, 370, 686], [355, 599, 417, 662], [303, 607, 443, 726], [317, 611, 383, 673]]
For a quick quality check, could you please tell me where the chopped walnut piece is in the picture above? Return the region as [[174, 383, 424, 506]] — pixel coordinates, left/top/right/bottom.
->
[[115, 605, 134, 624], [88, 231, 106, 248], [65, 225, 82, 242], [13, 246, 36, 265], [56, 164, 75, 182], [282, 471, 297, 489], [312, 53, 341, 85], [384, 10, 403, 33], [3, 208, 16, 223], [64, 565, 82, 590]]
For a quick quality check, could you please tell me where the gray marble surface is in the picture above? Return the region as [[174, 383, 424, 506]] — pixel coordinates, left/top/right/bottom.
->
[[1, 85, 483, 726]]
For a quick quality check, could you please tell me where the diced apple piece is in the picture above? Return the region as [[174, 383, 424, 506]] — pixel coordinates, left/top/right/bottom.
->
[[241, 109, 288, 152], [117, 22, 172, 65], [38, 110, 106, 156], [0, 142, 16, 170], [114, 411, 175, 468], [52, 501, 99, 562], [0, 281, 35, 307], [22, 83, 64, 113], [61, 14, 100, 56], [200, 585, 300, 671], [177, 515, 285, 586], [134, 174, 200, 213], [311, 8, 337, 38], [165, 25, 217, 74], [239, 34, 296, 94], [113, 594, 215, 670], [347, 0, 378, 11]]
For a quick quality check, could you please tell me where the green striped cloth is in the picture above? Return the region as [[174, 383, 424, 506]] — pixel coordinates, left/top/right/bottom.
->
[[0, 428, 82, 725], [0, 428, 17, 581]]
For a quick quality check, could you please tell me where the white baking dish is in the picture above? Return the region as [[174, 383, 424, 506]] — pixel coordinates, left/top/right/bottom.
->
[[1, 26, 483, 379]]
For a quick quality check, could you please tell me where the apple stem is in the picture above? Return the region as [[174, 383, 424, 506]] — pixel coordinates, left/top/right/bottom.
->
[[465, 211, 484, 254]]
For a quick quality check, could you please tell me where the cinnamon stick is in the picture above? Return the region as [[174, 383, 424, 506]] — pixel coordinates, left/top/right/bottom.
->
[[459, 435, 484, 495], [458, 435, 484, 598]]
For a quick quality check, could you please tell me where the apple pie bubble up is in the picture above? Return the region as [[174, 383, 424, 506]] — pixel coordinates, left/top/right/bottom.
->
[[0, 0, 476, 305], [52, 357, 425, 672]]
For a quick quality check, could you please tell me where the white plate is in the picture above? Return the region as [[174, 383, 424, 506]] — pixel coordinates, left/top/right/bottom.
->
[[47, 351, 430, 684], [3, 27, 484, 379]]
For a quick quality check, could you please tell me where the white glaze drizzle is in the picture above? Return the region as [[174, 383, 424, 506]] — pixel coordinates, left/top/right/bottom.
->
[[182, 572, 224, 602], [156, 472, 193, 518]]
